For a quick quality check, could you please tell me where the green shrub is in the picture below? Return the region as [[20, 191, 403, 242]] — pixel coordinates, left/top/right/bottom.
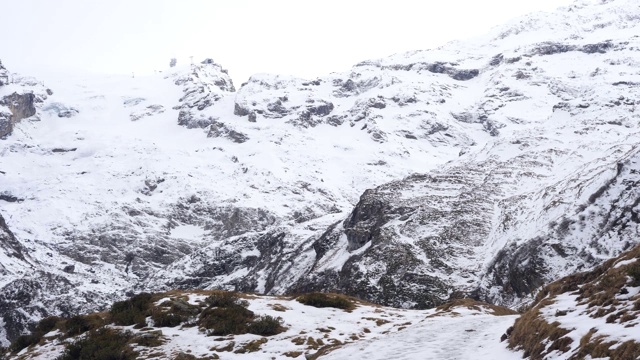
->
[[63, 316, 92, 337], [297, 293, 354, 310], [204, 292, 248, 308], [9, 316, 63, 353], [35, 316, 61, 334], [249, 315, 284, 336], [8, 334, 40, 354], [110, 293, 153, 326], [627, 262, 640, 285], [56, 328, 137, 360], [198, 304, 255, 335], [150, 310, 185, 328]]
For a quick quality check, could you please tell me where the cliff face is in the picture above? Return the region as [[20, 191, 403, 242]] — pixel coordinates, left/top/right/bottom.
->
[[1, 0, 640, 345], [0, 62, 50, 137], [0, 92, 36, 137]]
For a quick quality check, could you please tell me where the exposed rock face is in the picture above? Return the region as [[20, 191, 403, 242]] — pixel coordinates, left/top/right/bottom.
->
[[207, 119, 249, 143], [0, 214, 28, 264], [172, 59, 236, 130], [0, 93, 36, 137], [130, 104, 163, 121], [0, 60, 8, 86]]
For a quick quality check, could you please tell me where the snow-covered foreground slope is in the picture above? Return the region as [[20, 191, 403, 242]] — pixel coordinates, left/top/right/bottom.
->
[[323, 305, 519, 360], [1, 0, 640, 346], [6, 292, 521, 360]]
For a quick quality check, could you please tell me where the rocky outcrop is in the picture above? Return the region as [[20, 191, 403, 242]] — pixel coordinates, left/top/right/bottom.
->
[[172, 58, 236, 130], [130, 104, 163, 121], [0, 93, 36, 137], [207, 119, 249, 143], [0, 60, 8, 86], [0, 214, 28, 264]]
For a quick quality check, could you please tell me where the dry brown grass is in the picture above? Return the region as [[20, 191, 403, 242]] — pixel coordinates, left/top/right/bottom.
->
[[508, 244, 640, 359], [269, 303, 289, 312], [233, 338, 267, 353], [434, 298, 517, 316], [507, 299, 572, 359], [362, 317, 391, 326], [283, 351, 303, 358]]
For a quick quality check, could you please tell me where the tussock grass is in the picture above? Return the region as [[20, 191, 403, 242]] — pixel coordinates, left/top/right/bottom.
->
[[507, 244, 640, 359]]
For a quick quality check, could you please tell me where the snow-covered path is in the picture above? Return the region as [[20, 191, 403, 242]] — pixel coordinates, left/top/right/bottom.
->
[[323, 309, 521, 360]]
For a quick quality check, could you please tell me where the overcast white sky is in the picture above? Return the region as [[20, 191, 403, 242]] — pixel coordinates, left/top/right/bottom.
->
[[1, 0, 576, 84]]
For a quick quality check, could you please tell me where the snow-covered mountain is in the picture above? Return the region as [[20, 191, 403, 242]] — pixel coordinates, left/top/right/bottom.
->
[[1, 0, 640, 346]]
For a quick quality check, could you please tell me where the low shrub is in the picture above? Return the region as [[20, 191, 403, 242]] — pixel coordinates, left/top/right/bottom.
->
[[57, 328, 137, 360], [249, 315, 284, 336], [110, 293, 153, 326], [204, 292, 248, 308], [296, 293, 354, 310], [627, 261, 640, 285], [199, 304, 255, 335], [150, 309, 185, 328], [8, 334, 40, 354], [35, 316, 61, 334], [63, 316, 92, 337], [9, 316, 62, 353]]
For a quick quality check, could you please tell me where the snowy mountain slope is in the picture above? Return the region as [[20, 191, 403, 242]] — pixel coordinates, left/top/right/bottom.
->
[[1, 0, 640, 346], [147, 0, 640, 308]]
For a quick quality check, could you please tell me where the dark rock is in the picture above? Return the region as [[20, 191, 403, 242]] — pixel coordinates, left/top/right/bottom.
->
[[451, 112, 479, 124], [325, 115, 345, 127], [530, 42, 577, 56], [43, 102, 79, 118], [52, 148, 77, 153], [490, 54, 504, 66], [63, 265, 75, 273], [0, 60, 8, 86], [0, 272, 95, 344], [612, 81, 640, 86], [307, 101, 334, 116], [427, 63, 448, 74], [0, 194, 22, 203], [425, 122, 449, 135], [0, 213, 28, 262], [266, 100, 288, 116], [58, 109, 79, 118], [367, 98, 386, 109], [178, 110, 215, 129], [342, 189, 391, 251], [451, 69, 479, 81], [552, 102, 571, 112], [581, 41, 613, 54], [234, 103, 250, 116], [207, 120, 249, 143], [0, 92, 37, 137], [341, 79, 357, 93], [484, 239, 548, 298]]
